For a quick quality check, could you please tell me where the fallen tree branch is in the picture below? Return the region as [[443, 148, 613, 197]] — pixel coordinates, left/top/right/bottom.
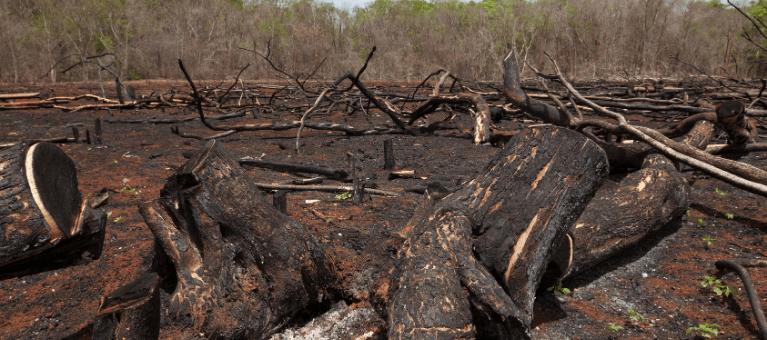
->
[[715, 260, 767, 340], [239, 157, 349, 180]]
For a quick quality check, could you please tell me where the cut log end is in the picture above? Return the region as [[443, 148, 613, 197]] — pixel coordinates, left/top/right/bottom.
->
[[1, 142, 102, 276]]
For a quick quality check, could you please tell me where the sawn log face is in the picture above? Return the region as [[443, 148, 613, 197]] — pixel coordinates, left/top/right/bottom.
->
[[0, 142, 102, 275]]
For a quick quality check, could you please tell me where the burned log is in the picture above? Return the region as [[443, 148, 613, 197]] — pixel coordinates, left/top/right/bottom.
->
[[550, 121, 712, 278], [139, 140, 338, 339], [0, 142, 105, 278], [92, 272, 161, 340], [270, 301, 385, 340], [388, 126, 609, 338], [716, 100, 758, 145], [551, 154, 689, 278]]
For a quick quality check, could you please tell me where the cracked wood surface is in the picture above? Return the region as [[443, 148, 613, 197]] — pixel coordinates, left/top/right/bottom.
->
[[139, 140, 337, 339], [389, 126, 608, 338]]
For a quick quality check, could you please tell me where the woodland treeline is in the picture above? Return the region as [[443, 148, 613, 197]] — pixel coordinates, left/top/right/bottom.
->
[[1, 0, 765, 83]]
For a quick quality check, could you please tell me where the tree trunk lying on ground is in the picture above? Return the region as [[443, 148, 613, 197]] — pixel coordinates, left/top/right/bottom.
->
[[0, 142, 105, 278], [139, 140, 338, 339], [550, 154, 688, 278], [136, 124, 726, 339], [387, 126, 609, 339], [550, 121, 713, 279]]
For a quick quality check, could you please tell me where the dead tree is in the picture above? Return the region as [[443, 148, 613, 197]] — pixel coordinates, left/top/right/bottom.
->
[[388, 126, 609, 338], [139, 140, 338, 339], [551, 153, 689, 278], [0, 142, 105, 277]]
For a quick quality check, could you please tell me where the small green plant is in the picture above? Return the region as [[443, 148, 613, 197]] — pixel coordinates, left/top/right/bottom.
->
[[701, 235, 716, 247], [548, 282, 571, 296], [724, 212, 735, 220], [627, 308, 646, 324], [112, 216, 126, 223], [335, 191, 353, 200], [696, 218, 706, 227], [686, 323, 719, 338], [607, 322, 624, 332], [714, 188, 728, 197], [701, 275, 733, 297], [119, 185, 141, 196]]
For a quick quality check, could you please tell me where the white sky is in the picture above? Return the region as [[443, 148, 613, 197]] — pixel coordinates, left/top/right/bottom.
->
[[319, 0, 747, 11], [319, 0, 375, 9]]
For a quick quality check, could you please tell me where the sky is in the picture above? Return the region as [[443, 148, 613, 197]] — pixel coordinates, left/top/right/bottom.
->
[[318, 0, 746, 10], [320, 0, 375, 9]]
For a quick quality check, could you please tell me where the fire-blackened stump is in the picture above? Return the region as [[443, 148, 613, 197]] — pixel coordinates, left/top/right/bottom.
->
[[0, 142, 104, 278], [388, 126, 609, 339], [139, 140, 337, 339]]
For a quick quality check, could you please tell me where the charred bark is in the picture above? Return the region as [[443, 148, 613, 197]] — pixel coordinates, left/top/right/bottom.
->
[[550, 121, 712, 278], [716, 100, 758, 145], [138, 140, 337, 339], [388, 126, 609, 338], [551, 154, 689, 278], [0, 142, 105, 278], [92, 272, 161, 340]]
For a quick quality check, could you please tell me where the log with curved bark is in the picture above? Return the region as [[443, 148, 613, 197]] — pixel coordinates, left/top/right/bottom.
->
[[551, 154, 689, 279], [549, 121, 712, 278], [388, 126, 609, 339], [0, 142, 104, 277], [716, 100, 758, 145], [138, 140, 337, 339], [407, 93, 492, 144], [502, 52, 573, 127]]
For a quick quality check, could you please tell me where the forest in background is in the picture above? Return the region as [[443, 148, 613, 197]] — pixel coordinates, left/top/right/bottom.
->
[[0, 0, 765, 83]]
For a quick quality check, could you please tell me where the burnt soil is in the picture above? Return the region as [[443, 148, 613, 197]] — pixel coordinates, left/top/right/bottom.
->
[[0, 81, 765, 339]]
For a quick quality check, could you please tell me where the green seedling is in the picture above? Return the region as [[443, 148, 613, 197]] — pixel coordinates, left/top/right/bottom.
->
[[701, 235, 716, 247], [548, 282, 571, 296], [335, 191, 353, 201], [701, 275, 732, 297], [714, 188, 728, 197], [696, 218, 706, 227], [607, 322, 624, 333], [686, 323, 719, 338], [724, 212, 735, 220], [112, 216, 126, 223], [627, 308, 646, 324], [119, 185, 141, 196]]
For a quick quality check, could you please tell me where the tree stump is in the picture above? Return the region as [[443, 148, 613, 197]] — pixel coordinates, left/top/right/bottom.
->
[[388, 126, 609, 338], [139, 140, 338, 339], [0, 142, 104, 277]]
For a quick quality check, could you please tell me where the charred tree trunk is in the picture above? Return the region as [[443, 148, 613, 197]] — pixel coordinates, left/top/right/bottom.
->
[[139, 140, 337, 339], [0, 142, 105, 278], [716, 100, 757, 145], [551, 154, 689, 278], [92, 272, 161, 340], [550, 121, 712, 278], [388, 126, 609, 339]]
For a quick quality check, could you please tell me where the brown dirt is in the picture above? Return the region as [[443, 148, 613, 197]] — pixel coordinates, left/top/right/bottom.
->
[[0, 81, 765, 339]]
